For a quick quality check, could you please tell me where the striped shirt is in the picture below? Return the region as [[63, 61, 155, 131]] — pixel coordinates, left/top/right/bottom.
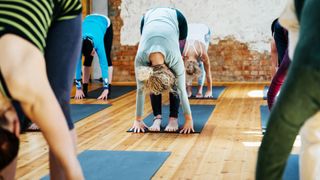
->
[[0, 0, 82, 52]]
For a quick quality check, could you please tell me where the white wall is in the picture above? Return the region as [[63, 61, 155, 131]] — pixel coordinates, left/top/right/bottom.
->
[[120, 0, 287, 52]]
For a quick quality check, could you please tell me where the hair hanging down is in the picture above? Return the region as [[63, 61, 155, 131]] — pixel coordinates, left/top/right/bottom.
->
[[136, 64, 176, 95], [0, 100, 20, 171], [0, 125, 19, 171], [185, 60, 202, 85], [82, 38, 94, 57]]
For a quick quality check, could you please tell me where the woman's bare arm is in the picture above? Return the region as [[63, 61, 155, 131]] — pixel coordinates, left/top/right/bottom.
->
[[0, 35, 83, 180]]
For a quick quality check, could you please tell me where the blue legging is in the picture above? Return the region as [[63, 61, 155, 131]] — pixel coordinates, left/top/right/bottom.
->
[[44, 15, 82, 130]]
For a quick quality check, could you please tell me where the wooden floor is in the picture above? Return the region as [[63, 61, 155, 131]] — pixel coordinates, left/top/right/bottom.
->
[[16, 84, 300, 179]]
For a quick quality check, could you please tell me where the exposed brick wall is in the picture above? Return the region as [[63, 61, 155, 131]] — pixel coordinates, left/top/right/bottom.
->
[[108, 0, 272, 82], [109, 0, 138, 82], [209, 39, 272, 81]]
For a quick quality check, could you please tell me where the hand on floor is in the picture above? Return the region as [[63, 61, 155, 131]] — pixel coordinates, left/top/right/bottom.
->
[[165, 117, 179, 132], [149, 118, 161, 131], [97, 89, 109, 100], [204, 90, 213, 98], [74, 89, 85, 99], [180, 119, 194, 134], [130, 120, 148, 133]]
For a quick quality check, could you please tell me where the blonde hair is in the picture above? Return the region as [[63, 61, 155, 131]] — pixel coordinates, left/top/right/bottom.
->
[[136, 64, 176, 95], [185, 60, 202, 85]]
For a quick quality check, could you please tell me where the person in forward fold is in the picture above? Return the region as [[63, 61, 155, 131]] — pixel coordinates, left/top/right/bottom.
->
[[130, 7, 194, 134], [74, 14, 114, 100], [182, 23, 213, 98], [0, 0, 84, 179]]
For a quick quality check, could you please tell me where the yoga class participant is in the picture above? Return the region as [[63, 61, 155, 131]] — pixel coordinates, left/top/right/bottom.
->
[[130, 7, 194, 134], [0, 1, 84, 179], [183, 23, 212, 98], [256, 0, 320, 179], [74, 14, 113, 100]]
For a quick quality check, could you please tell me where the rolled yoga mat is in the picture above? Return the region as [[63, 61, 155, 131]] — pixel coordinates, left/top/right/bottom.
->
[[42, 150, 170, 180], [189, 86, 226, 99], [128, 105, 215, 133]]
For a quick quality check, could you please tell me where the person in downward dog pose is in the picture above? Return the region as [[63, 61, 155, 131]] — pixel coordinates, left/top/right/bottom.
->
[[183, 23, 212, 98], [130, 7, 194, 134]]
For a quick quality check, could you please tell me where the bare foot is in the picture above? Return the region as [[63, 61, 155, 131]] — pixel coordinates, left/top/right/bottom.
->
[[204, 90, 213, 98], [165, 117, 178, 132], [149, 118, 161, 131]]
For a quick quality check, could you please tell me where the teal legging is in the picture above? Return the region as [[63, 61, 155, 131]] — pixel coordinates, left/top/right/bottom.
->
[[256, 0, 320, 179]]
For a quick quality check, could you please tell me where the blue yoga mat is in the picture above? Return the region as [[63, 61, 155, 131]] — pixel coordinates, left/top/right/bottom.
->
[[260, 105, 269, 133], [70, 104, 111, 123], [261, 104, 291, 132], [128, 105, 215, 133], [283, 154, 299, 180], [42, 150, 170, 180], [263, 86, 269, 100], [189, 86, 226, 99], [87, 86, 136, 99]]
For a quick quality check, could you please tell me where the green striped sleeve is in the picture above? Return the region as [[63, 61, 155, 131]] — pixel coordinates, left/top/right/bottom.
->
[[0, 3, 46, 36], [1, 0, 49, 31], [0, 17, 44, 51], [58, 0, 82, 21], [0, 10, 46, 47]]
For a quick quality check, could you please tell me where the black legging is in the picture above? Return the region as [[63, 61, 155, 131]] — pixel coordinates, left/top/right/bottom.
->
[[273, 20, 288, 65], [83, 23, 113, 67], [150, 92, 180, 118]]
